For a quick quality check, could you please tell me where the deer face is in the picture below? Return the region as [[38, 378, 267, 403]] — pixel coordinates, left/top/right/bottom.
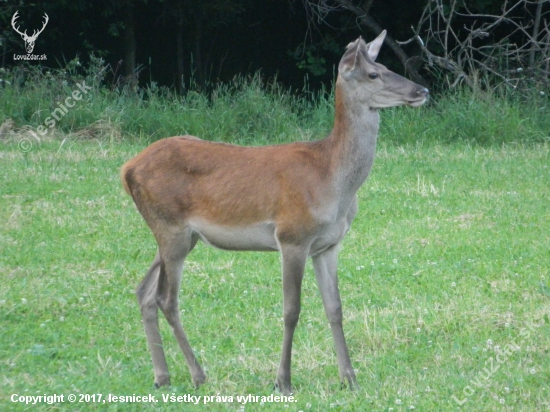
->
[[338, 31, 429, 109], [11, 11, 49, 54]]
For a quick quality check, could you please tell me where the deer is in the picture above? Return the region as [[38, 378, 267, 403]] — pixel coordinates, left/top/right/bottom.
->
[[121, 30, 428, 395], [11, 11, 49, 54]]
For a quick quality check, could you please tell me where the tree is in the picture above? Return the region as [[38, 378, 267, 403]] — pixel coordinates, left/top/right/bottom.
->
[[301, 0, 428, 85], [101, 0, 146, 88], [161, 0, 250, 90], [401, 0, 550, 94]]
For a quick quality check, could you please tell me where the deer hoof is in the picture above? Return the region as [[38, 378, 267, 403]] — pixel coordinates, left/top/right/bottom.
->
[[341, 372, 358, 391], [274, 377, 292, 396], [192, 371, 207, 388], [154, 374, 170, 388]]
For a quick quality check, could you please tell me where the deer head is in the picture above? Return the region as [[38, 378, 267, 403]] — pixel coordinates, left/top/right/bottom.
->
[[338, 31, 428, 109], [11, 11, 49, 54]]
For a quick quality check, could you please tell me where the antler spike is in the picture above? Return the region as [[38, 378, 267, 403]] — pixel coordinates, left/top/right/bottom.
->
[[11, 11, 28, 38], [27, 13, 49, 41]]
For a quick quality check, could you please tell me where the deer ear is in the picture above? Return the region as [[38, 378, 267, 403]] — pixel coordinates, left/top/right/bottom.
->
[[366, 30, 387, 61], [345, 37, 361, 51], [338, 37, 363, 78]]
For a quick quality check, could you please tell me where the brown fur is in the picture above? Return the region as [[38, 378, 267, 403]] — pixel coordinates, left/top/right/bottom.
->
[[121, 136, 334, 237]]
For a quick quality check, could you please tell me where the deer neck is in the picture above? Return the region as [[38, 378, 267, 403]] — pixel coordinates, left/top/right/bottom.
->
[[327, 84, 379, 194]]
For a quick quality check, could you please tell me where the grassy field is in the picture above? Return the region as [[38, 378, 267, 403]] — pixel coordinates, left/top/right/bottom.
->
[[1, 130, 549, 410], [1, 62, 549, 410]]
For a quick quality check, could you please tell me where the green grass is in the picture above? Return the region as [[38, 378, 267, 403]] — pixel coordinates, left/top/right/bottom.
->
[[1, 135, 549, 411], [1, 63, 549, 409], [0, 61, 332, 146]]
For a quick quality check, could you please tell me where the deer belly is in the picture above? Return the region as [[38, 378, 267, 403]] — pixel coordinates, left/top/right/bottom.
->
[[190, 220, 279, 251]]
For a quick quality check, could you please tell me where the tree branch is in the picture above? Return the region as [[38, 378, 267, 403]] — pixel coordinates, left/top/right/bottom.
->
[[408, 0, 549, 94], [331, 0, 428, 85]]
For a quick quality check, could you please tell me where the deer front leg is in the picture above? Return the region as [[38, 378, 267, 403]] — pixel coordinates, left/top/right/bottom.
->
[[312, 244, 358, 390], [276, 244, 308, 395]]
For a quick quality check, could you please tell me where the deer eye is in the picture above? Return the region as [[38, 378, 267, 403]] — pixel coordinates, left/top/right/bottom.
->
[[368, 72, 379, 80]]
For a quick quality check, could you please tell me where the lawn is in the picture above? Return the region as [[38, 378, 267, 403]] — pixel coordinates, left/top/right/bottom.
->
[[1, 135, 549, 411]]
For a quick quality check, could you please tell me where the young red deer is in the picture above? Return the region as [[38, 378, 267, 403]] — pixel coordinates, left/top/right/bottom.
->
[[121, 30, 428, 394]]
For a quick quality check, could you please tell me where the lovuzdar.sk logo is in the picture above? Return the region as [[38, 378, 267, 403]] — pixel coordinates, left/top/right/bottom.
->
[[11, 10, 48, 61]]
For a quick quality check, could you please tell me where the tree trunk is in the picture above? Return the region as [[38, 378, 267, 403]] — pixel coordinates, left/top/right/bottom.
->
[[123, 2, 137, 88], [529, 0, 544, 68], [193, 16, 204, 88], [176, 19, 185, 94]]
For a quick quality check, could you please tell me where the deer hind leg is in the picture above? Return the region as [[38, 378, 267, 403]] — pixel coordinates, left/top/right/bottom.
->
[[136, 250, 170, 387], [138, 231, 205, 388], [156, 231, 206, 388], [276, 244, 308, 395], [312, 244, 357, 390]]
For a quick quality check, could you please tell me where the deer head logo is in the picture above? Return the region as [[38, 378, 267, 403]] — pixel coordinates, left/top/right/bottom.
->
[[11, 11, 49, 54]]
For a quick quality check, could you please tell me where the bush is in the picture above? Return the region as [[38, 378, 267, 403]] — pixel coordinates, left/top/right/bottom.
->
[[0, 58, 548, 146], [381, 89, 549, 145]]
